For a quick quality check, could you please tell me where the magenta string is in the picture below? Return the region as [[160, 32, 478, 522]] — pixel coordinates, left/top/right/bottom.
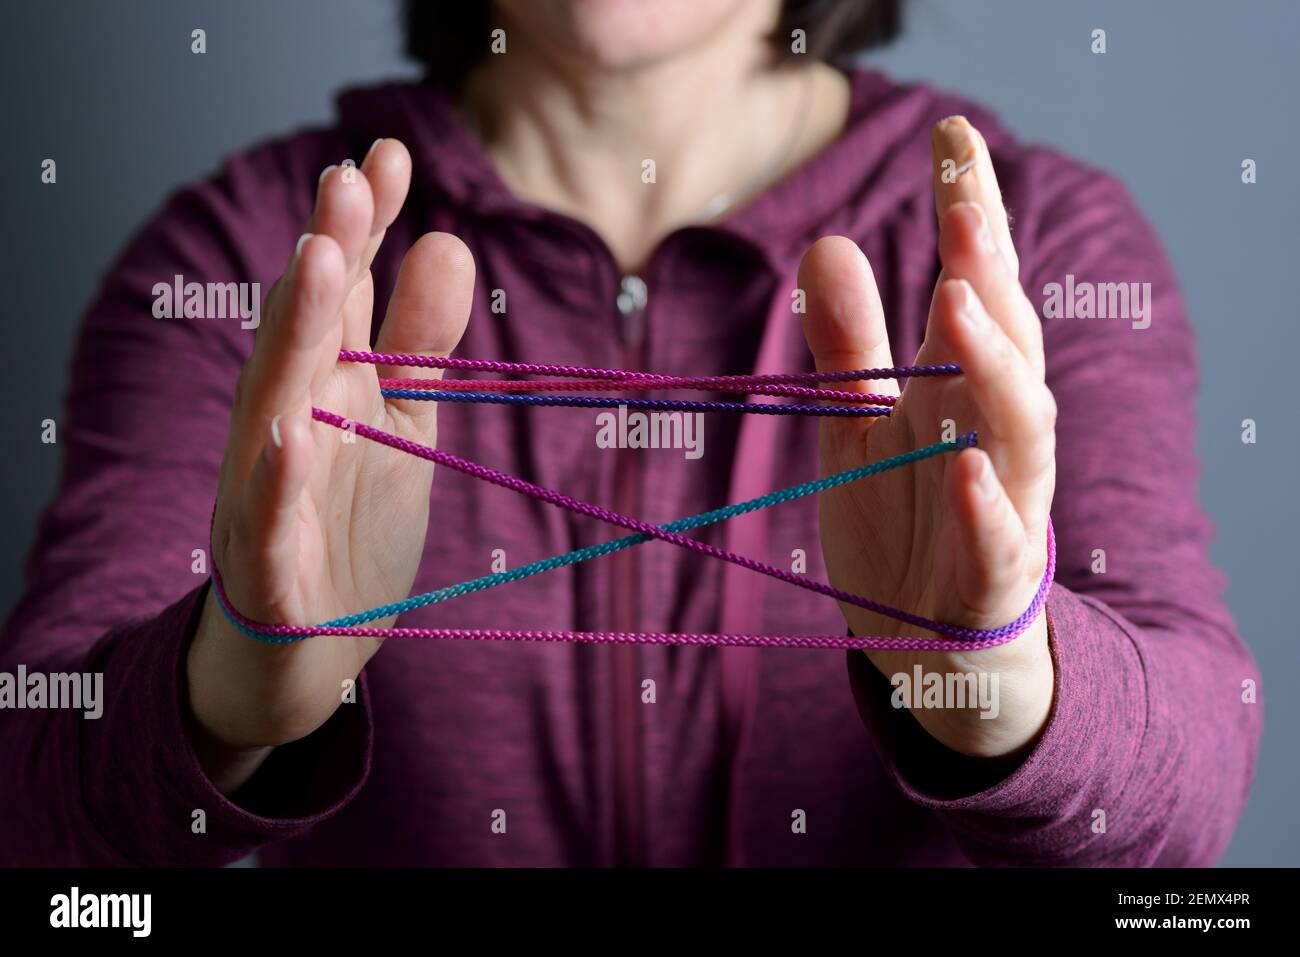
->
[[340, 349, 958, 385], [212, 351, 1052, 650], [380, 376, 897, 406], [211, 525, 1054, 651], [212, 409, 1053, 650]]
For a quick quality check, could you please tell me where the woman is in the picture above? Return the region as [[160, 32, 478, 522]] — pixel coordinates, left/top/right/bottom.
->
[[0, 0, 1260, 866]]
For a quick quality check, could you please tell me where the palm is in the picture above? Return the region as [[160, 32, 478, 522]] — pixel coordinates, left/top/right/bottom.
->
[[301, 363, 430, 597], [819, 376, 1026, 681], [796, 118, 1059, 757], [195, 141, 473, 753], [283, 361, 435, 666]]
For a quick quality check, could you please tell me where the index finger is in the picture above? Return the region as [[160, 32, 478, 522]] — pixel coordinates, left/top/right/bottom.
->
[[229, 232, 348, 481], [931, 116, 1019, 277]]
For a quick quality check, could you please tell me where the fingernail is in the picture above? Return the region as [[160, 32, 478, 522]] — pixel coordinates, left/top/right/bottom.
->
[[936, 116, 978, 179], [367, 138, 383, 159], [976, 453, 999, 501], [956, 280, 986, 330], [270, 414, 283, 449], [294, 233, 312, 260], [318, 164, 338, 185], [966, 203, 998, 256]]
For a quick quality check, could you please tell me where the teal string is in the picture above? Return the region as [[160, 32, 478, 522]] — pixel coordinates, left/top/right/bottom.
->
[[314, 434, 973, 630]]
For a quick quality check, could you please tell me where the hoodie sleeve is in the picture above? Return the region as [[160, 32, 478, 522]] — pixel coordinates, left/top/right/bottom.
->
[[849, 152, 1263, 866], [0, 134, 374, 866]]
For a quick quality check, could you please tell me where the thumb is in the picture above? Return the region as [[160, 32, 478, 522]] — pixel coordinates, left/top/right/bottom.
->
[[797, 236, 899, 402], [798, 238, 900, 466]]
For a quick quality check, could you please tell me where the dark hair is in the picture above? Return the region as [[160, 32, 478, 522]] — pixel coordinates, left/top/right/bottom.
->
[[403, 0, 903, 89]]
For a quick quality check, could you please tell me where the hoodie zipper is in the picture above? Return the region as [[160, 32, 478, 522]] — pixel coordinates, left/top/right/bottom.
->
[[609, 273, 648, 867]]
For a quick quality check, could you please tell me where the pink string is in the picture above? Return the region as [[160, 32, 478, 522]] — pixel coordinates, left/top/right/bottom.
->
[[211, 351, 1053, 650], [379, 376, 897, 406]]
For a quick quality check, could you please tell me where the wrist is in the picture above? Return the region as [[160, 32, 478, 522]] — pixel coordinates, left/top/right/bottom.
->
[[186, 591, 279, 793], [924, 613, 1055, 759]]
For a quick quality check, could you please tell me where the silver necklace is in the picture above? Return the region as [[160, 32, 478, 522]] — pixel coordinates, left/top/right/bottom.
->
[[695, 68, 816, 223]]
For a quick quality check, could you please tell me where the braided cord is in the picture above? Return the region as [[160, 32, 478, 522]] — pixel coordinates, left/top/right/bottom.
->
[[210, 351, 1054, 650], [212, 417, 1054, 649], [245, 432, 971, 630], [380, 389, 892, 418], [341, 349, 959, 384], [381, 376, 897, 406]]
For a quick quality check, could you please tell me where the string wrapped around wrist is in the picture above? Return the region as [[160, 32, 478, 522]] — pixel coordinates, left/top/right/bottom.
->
[[210, 350, 1055, 651]]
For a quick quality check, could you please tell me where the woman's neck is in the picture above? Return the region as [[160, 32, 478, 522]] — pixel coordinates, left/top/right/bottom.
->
[[460, 27, 852, 272]]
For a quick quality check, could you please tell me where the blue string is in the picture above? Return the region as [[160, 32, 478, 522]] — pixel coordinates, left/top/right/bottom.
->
[[381, 389, 891, 418], [212, 431, 976, 642]]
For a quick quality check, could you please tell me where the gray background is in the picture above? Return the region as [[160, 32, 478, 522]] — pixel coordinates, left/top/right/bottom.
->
[[1, 0, 1294, 865]]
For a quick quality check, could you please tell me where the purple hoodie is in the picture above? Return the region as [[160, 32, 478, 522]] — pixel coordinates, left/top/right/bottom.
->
[[0, 69, 1262, 866]]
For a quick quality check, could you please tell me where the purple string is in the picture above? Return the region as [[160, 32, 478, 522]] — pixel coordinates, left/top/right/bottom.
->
[[382, 377, 898, 406], [341, 350, 960, 385], [213, 409, 1053, 648], [380, 389, 891, 418], [212, 352, 1053, 650]]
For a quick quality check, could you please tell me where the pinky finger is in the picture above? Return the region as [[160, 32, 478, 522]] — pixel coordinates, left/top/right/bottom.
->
[[946, 447, 1027, 616]]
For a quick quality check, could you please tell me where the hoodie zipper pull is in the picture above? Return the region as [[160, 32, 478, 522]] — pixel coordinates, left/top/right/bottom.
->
[[615, 274, 648, 349]]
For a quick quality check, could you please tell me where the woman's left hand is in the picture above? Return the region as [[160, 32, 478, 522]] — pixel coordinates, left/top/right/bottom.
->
[[801, 116, 1057, 759]]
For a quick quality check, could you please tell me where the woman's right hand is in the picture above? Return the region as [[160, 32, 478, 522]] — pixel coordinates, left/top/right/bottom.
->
[[186, 139, 475, 793]]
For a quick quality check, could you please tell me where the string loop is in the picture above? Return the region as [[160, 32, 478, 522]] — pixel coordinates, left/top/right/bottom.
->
[[210, 351, 1054, 650]]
